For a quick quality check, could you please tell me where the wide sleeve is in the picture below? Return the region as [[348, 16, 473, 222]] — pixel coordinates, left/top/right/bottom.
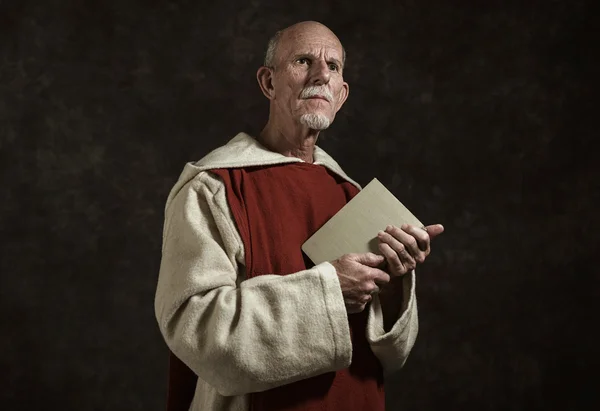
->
[[366, 271, 419, 375], [154, 173, 352, 397]]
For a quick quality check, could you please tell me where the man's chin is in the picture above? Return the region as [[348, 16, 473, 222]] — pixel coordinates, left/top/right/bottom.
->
[[299, 113, 332, 130]]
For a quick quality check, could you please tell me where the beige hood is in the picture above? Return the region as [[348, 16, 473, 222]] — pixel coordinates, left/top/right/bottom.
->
[[165, 132, 361, 211]]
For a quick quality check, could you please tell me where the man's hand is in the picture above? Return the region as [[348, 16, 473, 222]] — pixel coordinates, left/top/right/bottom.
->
[[330, 253, 390, 314], [377, 224, 444, 277]]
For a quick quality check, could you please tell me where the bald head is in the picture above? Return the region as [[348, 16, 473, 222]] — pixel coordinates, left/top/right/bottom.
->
[[264, 21, 346, 69], [255, 20, 350, 139]]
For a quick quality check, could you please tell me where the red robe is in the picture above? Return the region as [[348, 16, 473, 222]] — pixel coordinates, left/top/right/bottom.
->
[[167, 162, 385, 411]]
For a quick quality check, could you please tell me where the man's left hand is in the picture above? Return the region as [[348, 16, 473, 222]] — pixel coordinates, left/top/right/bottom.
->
[[377, 224, 444, 277]]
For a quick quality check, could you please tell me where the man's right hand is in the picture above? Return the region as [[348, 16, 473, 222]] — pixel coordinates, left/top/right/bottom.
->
[[330, 253, 391, 314]]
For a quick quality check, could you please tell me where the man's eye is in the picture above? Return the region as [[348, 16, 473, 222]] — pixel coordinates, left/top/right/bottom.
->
[[328, 63, 338, 71], [297, 58, 310, 65]]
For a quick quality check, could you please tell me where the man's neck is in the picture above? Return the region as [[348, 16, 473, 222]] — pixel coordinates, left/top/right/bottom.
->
[[258, 121, 319, 163]]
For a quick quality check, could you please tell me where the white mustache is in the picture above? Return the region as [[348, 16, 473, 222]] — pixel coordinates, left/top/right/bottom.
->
[[300, 86, 333, 102]]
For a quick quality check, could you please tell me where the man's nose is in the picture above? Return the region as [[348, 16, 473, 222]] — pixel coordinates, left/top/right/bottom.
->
[[309, 60, 331, 85]]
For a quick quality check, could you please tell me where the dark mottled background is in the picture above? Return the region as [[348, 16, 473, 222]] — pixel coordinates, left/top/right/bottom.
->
[[0, 0, 597, 410]]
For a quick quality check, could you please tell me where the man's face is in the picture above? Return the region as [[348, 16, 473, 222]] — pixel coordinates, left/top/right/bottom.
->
[[269, 26, 349, 129]]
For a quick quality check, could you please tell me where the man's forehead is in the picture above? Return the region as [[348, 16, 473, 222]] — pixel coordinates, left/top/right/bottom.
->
[[281, 32, 343, 59]]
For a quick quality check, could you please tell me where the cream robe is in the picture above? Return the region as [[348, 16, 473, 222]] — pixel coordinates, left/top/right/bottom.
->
[[154, 133, 419, 411]]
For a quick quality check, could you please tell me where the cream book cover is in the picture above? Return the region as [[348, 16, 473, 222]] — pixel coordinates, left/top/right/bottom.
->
[[302, 178, 424, 265]]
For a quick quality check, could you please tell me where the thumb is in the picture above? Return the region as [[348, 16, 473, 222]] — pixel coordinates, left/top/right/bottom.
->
[[425, 224, 445, 239], [355, 252, 386, 267]]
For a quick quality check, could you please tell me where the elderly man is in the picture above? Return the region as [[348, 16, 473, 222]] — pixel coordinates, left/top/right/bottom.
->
[[155, 21, 444, 411]]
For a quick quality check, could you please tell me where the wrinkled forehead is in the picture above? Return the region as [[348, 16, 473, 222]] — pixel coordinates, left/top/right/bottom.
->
[[279, 29, 344, 62]]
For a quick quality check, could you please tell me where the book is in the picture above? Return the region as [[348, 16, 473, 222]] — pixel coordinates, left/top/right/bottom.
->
[[302, 178, 424, 265]]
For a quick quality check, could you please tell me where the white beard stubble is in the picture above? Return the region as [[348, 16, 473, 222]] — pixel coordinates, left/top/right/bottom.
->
[[299, 113, 331, 130]]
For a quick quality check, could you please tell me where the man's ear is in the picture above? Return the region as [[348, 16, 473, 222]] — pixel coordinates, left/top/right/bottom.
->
[[335, 81, 349, 113], [257, 66, 275, 100]]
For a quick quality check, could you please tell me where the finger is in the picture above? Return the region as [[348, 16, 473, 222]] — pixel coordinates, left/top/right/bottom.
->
[[378, 242, 406, 276], [425, 224, 445, 239], [396, 243, 417, 270], [378, 231, 417, 269], [361, 294, 373, 304], [401, 224, 430, 253], [354, 252, 386, 267], [370, 267, 391, 285], [380, 227, 425, 262], [348, 301, 368, 313]]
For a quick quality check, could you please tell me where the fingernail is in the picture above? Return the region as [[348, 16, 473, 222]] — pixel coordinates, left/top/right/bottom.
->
[[386, 225, 392, 231], [377, 231, 385, 237]]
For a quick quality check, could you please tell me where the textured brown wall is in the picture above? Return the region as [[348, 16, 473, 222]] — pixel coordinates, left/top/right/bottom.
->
[[1, 0, 597, 410]]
